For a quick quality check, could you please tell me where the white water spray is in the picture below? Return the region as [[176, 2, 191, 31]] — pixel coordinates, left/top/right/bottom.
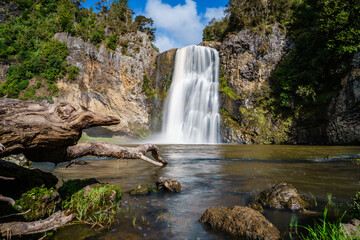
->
[[160, 45, 221, 144]]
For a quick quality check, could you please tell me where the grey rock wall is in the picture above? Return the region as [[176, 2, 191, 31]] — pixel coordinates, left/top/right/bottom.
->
[[53, 32, 158, 138], [327, 53, 360, 144]]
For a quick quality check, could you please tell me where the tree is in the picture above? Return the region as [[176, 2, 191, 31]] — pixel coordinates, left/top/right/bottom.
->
[[134, 15, 156, 41]]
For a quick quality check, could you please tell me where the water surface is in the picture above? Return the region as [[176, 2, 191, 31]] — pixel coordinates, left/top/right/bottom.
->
[[43, 145, 360, 240]]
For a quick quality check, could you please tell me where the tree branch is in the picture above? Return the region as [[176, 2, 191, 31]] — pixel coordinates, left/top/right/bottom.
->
[[66, 143, 167, 167], [0, 210, 75, 237], [0, 194, 15, 206], [0, 176, 14, 180]]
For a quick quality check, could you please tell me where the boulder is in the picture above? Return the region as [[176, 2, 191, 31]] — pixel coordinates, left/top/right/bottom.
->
[[199, 206, 280, 240], [248, 182, 312, 211], [342, 219, 360, 238], [156, 177, 181, 192], [15, 187, 61, 221]]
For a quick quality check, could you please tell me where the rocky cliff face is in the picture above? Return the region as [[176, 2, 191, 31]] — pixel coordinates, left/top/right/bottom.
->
[[147, 49, 177, 132], [205, 25, 359, 145], [211, 25, 293, 144], [326, 53, 360, 145], [53, 32, 158, 138]]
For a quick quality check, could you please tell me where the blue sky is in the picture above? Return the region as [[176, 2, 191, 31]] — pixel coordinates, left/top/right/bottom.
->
[[83, 0, 228, 52]]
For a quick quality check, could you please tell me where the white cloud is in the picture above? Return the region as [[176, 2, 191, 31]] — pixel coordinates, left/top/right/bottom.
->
[[155, 35, 179, 52], [145, 0, 204, 52], [204, 7, 226, 23], [144, 0, 225, 52]]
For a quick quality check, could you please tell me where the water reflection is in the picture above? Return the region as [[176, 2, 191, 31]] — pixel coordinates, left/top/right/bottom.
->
[[47, 144, 360, 240]]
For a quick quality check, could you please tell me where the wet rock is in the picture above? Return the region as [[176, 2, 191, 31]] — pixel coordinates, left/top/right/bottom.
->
[[0, 160, 58, 199], [15, 187, 61, 221], [148, 49, 177, 132], [58, 178, 100, 200], [156, 177, 181, 192], [342, 219, 360, 237], [248, 182, 312, 211], [199, 206, 280, 240], [130, 185, 156, 195]]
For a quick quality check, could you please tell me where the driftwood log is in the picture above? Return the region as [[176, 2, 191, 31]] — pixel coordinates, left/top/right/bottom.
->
[[0, 211, 75, 237], [0, 98, 119, 162], [67, 143, 167, 166], [0, 99, 167, 166]]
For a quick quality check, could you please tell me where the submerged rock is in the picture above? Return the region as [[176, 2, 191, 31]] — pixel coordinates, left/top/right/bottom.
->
[[130, 185, 157, 195], [199, 206, 280, 240], [156, 177, 181, 192], [15, 187, 61, 221], [248, 182, 312, 211]]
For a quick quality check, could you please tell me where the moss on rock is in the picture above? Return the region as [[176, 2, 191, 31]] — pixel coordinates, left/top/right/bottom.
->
[[63, 183, 122, 224], [15, 187, 61, 221], [129, 184, 157, 195]]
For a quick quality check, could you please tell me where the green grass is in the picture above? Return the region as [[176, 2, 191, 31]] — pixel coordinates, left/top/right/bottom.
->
[[62, 184, 122, 227], [290, 208, 358, 240], [79, 133, 123, 143]]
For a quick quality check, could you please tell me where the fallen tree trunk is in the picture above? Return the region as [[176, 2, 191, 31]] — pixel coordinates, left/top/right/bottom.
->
[[67, 143, 167, 167], [0, 210, 75, 237], [0, 98, 120, 162], [0, 99, 166, 166]]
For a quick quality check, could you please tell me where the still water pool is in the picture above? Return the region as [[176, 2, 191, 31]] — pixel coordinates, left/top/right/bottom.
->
[[37, 144, 360, 240]]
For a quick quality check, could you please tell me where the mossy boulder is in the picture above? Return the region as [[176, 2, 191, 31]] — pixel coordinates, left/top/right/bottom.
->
[[58, 178, 100, 200], [129, 185, 157, 195], [248, 182, 312, 212], [15, 187, 61, 221], [199, 206, 280, 240], [63, 183, 122, 223]]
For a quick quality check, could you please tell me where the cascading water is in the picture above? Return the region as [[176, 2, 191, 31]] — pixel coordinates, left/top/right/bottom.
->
[[161, 45, 221, 144]]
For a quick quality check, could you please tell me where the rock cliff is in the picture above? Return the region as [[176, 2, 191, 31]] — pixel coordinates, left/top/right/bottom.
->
[[147, 49, 177, 132], [212, 25, 294, 144], [204, 24, 359, 145], [326, 53, 360, 145], [53, 32, 157, 138]]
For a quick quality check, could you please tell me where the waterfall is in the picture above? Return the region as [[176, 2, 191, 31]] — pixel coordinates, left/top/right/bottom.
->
[[161, 45, 221, 144]]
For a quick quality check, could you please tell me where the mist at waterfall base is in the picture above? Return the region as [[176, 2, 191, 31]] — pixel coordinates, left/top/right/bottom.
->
[[150, 45, 221, 144]]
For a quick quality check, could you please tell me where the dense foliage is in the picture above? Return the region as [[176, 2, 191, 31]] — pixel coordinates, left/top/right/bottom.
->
[[203, 0, 297, 41], [0, 0, 155, 100], [204, 0, 360, 122], [271, 0, 360, 118]]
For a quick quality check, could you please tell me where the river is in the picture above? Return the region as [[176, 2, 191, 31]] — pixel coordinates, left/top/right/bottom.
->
[[35, 144, 360, 240]]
